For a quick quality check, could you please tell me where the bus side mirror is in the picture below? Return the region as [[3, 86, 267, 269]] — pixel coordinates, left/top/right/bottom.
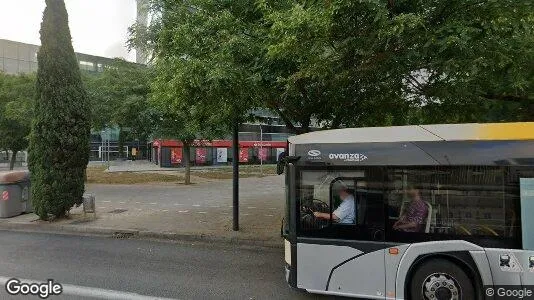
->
[[277, 154, 301, 175], [277, 162, 285, 175], [277, 152, 288, 175]]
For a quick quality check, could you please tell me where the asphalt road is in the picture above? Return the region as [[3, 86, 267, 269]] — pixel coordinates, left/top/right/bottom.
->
[[0, 231, 341, 300]]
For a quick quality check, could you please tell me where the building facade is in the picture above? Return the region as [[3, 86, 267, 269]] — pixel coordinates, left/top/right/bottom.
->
[[0, 38, 115, 75], [1, 39, 311, 164]]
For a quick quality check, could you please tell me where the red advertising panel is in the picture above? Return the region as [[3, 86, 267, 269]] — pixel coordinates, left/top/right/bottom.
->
[[171, 148, 182, 164], [196, 148, 208, 164], [258, 148, 268, 160], [239, 148, 249, 162]]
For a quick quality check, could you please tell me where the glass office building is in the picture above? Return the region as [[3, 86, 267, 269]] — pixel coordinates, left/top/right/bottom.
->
[[0, 38, 113, 75]]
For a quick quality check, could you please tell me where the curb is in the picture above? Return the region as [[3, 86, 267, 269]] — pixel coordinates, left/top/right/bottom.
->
[[0, 222, 283, 249]]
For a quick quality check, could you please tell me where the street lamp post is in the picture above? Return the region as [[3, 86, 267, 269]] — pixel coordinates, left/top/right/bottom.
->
[[101, 130, 105, 163], [107, 132, 110, 170]]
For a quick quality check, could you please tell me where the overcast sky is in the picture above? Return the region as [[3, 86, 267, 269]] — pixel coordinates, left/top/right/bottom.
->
[[0, 0, 137, 62]]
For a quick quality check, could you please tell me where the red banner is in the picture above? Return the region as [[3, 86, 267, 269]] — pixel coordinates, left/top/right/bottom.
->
[[239, 148, 249, 162], [153, 139, 287, 149], [196, 148, 207, 164], [171, 148, 182, 164], [258, 148, 268, 160]]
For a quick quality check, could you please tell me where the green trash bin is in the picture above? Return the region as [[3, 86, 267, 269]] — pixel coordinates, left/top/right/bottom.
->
[[0, 171, 32, 218]]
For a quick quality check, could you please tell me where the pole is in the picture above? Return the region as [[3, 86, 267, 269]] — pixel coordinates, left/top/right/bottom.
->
[[101, 131, 104, 163], [260, 124, 263, 176], [232, 120, 239, 231], [107, 134, 110, 170]]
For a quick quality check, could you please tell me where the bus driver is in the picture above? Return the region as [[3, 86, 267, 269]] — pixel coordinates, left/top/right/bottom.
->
[[313, 182, 355, 224]]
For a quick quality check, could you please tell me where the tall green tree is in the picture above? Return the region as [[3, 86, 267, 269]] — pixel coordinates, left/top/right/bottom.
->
[[84, 59, 154, 158], [28, 0, 91, 220], [134, 0, 533, 135], [150, 68, 227, 184], [130, 0, 262, 183], [130, 0, 262, 132], [0, 73, 35, 170]]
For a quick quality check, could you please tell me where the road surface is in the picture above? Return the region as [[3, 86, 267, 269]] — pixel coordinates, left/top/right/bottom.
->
[[0, 231, 341, 300]]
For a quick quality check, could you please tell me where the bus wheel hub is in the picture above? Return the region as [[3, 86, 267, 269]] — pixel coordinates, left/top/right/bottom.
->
[[423, 273, 459, 300]]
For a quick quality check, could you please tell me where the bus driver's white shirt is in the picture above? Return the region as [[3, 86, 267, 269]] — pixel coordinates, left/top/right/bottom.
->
[[333, 195, 355, 224]]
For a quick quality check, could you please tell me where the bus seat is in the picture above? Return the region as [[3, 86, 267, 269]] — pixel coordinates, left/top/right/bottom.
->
[[479, 225, 499, 236], [456, 225, 472, 235], [424, 201, 432, 233]]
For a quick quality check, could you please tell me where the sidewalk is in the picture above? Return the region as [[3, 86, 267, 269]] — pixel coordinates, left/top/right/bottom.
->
[[100, 160, 237, 173], [0, 175, 285, 248]]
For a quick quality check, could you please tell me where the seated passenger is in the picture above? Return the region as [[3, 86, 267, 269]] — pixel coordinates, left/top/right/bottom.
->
[[393, 185, 428, 232], [313, 183, 355, 224]]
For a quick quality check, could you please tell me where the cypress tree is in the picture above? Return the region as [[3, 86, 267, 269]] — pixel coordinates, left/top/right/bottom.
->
[[29, 0, 90, 220]]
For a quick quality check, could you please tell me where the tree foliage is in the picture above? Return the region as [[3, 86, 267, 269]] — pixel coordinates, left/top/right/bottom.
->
[[28, 0, 91, 220], [84, 59, 154, 144], [0, 73, 35, 169], [133, 0, 533, 134]]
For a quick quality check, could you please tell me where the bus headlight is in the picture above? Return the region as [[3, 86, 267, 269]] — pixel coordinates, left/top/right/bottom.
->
[[284, 239, 291, 266]]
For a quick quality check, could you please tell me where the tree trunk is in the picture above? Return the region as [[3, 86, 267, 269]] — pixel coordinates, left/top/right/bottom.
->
[[9, 150, 18, 170], [184, 144, 191, 185]]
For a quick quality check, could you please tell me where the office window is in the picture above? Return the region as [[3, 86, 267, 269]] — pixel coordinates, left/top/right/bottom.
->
[[18, 61, 30, 73], [17, 45, 30, 61], [30, 62, 38, 72], [3, 58, 18, 74], [79, 61, 95, 71], [31, 49, 38, 62], [4, 43, 17, 59]]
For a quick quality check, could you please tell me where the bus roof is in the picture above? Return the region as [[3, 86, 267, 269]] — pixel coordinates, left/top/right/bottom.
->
[[288, 122, 534, 145]]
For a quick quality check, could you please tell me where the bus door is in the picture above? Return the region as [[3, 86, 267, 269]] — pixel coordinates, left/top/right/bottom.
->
[[295, 169, 388, 298], [520, 178, 534, 285]]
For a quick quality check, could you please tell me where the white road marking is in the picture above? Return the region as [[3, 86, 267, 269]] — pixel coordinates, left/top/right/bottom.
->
[[173, 203, 183, 206], [0, 276, 177, 300], [242, 213, 250, 216], [192, 204, 201, 207], [209, 205, 220, 208], [119, 202, 125, 204], [150, 203, 157, 205], [137, 208, 142, 211], [98, 207, 106, 209], [102, 201, 111, 203], [135, 202, 140, 204], [247, 207, 256, 209], [221, 212, 228, 215], [197, 212, 207, 214], [162, 210, 169, 212], [178, 210, 189, 213], [264, 214, 274, 217], [268, 208, 277, 210]]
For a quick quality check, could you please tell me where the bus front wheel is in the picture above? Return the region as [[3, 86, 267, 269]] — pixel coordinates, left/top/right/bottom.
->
[[409, 258, 475, 300]]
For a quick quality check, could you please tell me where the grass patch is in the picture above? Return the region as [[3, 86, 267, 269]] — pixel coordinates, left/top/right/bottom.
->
[[86, 166, 183, 184], [191, 164, 278, 179]]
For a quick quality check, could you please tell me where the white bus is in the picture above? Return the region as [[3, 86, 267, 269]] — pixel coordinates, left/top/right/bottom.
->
[[279, 122, 534, 299]]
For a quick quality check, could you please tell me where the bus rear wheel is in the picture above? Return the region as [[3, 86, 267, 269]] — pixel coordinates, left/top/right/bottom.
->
[[410, 258, 475, 300]]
